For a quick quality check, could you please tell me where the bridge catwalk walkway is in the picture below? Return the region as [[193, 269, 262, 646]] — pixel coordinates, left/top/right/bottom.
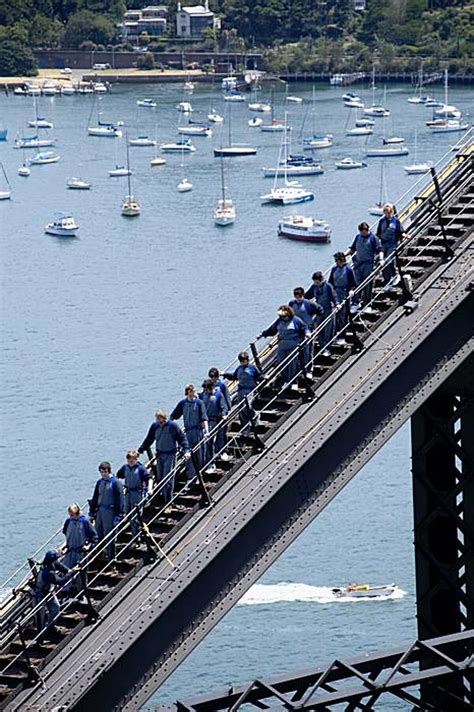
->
[[0, 144, 472, 710]]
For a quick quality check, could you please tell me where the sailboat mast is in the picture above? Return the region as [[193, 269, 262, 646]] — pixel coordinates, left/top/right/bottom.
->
[[220, 154, 226, 203], [126, 138, 132, 196]]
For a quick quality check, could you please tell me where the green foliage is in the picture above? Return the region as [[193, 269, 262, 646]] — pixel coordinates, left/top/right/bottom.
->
[[136, 51, 155, 69], [29, 14, 64, 48], [0, 38, 37, 75], [62, 9, 116, 47]]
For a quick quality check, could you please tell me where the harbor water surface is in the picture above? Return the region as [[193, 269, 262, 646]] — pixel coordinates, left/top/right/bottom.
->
[[0, 81, 472, 708]]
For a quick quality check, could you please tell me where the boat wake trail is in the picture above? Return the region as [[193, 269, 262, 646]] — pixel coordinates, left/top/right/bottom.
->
[[238, 582, 407, 605]]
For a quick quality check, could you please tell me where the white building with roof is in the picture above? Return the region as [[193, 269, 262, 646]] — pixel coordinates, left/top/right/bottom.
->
[[176, 1, 220, 38], [121, 6, 168, 43]]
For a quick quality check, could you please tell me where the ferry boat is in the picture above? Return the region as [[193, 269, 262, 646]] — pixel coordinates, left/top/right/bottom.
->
[[278, 215, 331, 243], [44, 215, 79, 236], [332, 583, 398, 598]]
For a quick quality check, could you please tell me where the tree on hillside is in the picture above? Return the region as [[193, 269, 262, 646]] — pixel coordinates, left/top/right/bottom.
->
[[0, 35, 37, 75], [29, 14, 64, 47], [62, 9, 116, 47]]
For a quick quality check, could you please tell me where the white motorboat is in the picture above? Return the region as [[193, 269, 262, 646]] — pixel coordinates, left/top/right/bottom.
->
[[383, 136, 405, 144], [261, 119, 287, 133], [248, 102, 271, 112], [261, 184, 314, 205], [364, 106, 390, 117], [355, 118, 375, 127], [221, 76, 237, 92], [178, 125, 212, 137], [404, 163, 432, 175], [286, 95, 303, 104], [177, 177, 193, 192], [88, 124, 120, 137], [184, 81, 194, 91], [335, 157, 367, 169], [332, 583, 398, 598], [207, 111, 224, 123], [93, 82, 108, 94], [434, 103, 461, 119], [14, 135, 56, 149], [109, 165, 131, 177], [128, 136, 156, 146], [14, 86, 27, 95], [248, 117, 263, 128], [262, 162, 324, 177], [67, 177, 91, 189], [28, 118, 53, 129], [161, 140, 196, 153], [29, 151, 60, 165], [27, 84, 41, 96], [137, 98, 157, 108], [223, 92, 245, 102], [177, 101, 193, 113], [346, 126, 373, 136], [42, 82, 59, 96], [366, 145, 409, 157], [424, 98, 442, 107], [150, 157, 167, 166], [303, 135, 333, 149], [277, 215, 331, 243], [45, 215, 79, 236], [61, 85, 76, 96], [18, 165, 30, 177], [344, 98, 364, 109], [342, 92, 360, 102]]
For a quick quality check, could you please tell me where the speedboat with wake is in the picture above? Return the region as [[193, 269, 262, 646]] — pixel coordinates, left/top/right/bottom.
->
[[332, 583, 398, 598]]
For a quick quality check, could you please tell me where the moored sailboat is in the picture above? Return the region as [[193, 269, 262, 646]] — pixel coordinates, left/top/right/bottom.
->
[[214, 154, 235, 226]]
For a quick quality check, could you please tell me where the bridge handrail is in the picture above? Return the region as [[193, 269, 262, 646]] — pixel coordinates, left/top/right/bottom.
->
[[1, 132, 471, 630]]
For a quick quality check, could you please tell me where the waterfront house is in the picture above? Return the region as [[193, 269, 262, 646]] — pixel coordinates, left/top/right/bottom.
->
[[176, 1, 220, 38], [121, 6, 168, 43]]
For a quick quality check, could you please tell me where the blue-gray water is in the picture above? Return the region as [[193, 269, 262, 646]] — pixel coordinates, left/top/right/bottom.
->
[[0, 80, 472, 708]]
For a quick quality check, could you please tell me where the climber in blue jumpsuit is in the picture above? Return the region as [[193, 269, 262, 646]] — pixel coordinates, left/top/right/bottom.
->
[[347, 222, 384, 306], [63, 503, 98, 593], [376, 203, 405, 284], [289, 287, 323, 366], [138, 410, 191, 501], [116, 450, 151, 538], [305, 271, 339, 351], [328, 252, 357, 335], [88, 461, 124, 560], [171, 384, 209, 480], [200, 379, 229, 469], [223, 351, 263, 428], [34, 550, 73, 639], [208, 366, 232, 458], [259, 304, 310, 385]]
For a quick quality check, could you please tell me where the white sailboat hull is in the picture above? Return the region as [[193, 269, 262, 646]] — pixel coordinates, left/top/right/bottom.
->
[[366, 147, 409, 157], [214, 146, 256, 157]]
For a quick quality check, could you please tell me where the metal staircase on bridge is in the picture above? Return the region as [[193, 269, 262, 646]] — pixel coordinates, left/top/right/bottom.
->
[[0, 147, 473, 711]]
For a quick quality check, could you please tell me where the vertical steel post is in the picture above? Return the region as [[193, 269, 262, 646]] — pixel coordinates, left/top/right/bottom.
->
[[411, 354, 474, 706]]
